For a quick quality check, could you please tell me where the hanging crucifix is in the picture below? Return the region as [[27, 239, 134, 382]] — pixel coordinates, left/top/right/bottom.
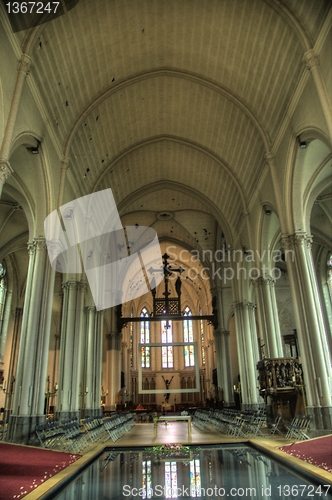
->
[[162, 375, 174, 403], [149, 253, 184, 319]]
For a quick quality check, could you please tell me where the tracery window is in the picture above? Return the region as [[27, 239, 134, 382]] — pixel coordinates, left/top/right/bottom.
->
[[142, 459, 152, 498], [190, 459, 202, 497], [140, 307, 150, 368], [161, 320, 173, 368], [165, 462, 177, 498], [183, 306, 194, 367]]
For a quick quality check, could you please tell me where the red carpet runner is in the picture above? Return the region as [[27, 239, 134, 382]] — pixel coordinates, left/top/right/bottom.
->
[[0, 443, 81, 499], [278, 435, 332, 474]]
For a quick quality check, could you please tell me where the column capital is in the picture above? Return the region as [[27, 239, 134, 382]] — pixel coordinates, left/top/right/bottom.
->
[[303, 49, 319, 71], [85, 305, 96, 313], [46, 240, 64, 262], [62, 280, 78, 292], [280, 233, 293, 250], [18, 53, 32, 76], [27, 237, 47, 255], [233, 301, 255, 311], [78, 281, 87, 292], [0, 159, 13, 182], [293, 231, 312, 249], [252, 275, 275, 286]]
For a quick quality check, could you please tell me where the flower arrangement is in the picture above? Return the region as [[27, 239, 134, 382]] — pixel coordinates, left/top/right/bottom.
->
[[147, 443, 190, 454], [144, 443, 201, 465]]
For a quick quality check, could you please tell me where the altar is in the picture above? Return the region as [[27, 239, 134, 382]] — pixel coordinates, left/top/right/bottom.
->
[[154, 415, 192, 436]]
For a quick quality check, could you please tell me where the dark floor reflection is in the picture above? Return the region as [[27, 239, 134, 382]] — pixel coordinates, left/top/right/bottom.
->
[[54, 445, 332, 500]]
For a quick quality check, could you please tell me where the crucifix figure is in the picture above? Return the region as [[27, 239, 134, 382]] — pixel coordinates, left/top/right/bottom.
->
[[162, 375, 173, 403]]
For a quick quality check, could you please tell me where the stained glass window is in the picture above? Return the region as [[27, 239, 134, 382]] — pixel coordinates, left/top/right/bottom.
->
[[183, 306, 194, 367], [190, 459, 202, 497], [141, 308, 150, 368], [162, 320, 173, 368], [165, 461, 177, 498], [142, 460, 152, 498]]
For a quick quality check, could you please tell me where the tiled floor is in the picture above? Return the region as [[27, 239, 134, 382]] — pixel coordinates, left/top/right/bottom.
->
[[25, 421, 332, 499]]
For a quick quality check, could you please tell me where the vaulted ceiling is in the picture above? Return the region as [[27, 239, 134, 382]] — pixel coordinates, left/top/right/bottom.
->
[[1, 0, 331, 266]]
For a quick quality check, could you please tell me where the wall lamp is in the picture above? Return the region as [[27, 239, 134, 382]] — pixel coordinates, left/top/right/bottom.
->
[[297, 136, 307, 149]]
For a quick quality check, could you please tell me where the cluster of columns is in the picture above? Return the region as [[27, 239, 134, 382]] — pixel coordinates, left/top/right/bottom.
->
[[8, 238, 55, 443], [6, 237, 120, 444], [210, 228, 332, 429], [280, 232, 332, 428]]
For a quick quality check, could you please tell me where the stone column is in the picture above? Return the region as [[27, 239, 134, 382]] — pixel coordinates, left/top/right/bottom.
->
[[56, 280, 86, 421], [83, 306, 96, 416], [233, 302, 260, 410], [121, 340, 129, 400], [93, 310, 104, 414], [104, 305, 122, 411], [4, 308, 22, 423], [213, 329, 223, 401], [213, 287, 233, 405], [106, 331, 122, 411], [8, 238, 55, 444], [253, 276, 283, 358], [281, 233, 332, 428], [220, 329, 234, 406]]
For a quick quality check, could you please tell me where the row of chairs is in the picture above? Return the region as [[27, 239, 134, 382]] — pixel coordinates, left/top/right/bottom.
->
[[36, 416, 98, 452], [285, 414, 312, 440], [103, 412, 135, 442], [193, 408, 267, 438], [35, 412, 135, 452]]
